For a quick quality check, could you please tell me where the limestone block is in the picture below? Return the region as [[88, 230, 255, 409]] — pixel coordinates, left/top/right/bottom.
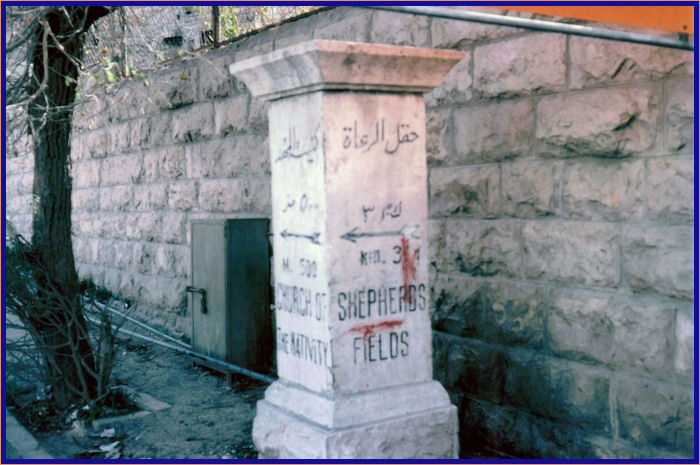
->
[[436, 334, 506, 404], [113, 241, 134, 268], [425, 108, 452, 166], [453, 99, 534, 163], [434, 277, 545, 349], [100, 154, 144, 186], [82, 128, 111, 159], [646, 156, 693, 222], [99, 185, 133, 211], [536, 85, 660, 158], [548, 289, 674, 373], [125, 213, 161, 242], [109, 79, 157, 121], [146, 112, 174, 149], [72, 212, 98, 237], [109, 122, 132, 154], [429, 165, 499, 218], [562, 160, 644, 221], [432, 274, 486, 339], [231, 32, 274, 62], [198, 178, 271, 213], [425, 55, 472, 107], [97, 241, 115, 267], [73, 160, 101, 188], [504, 353, 610, 432], [501, 160, 562, 218], [621, 225, 693, 300], [442, 220, 521, 278], [138, 275, 185, 309], [104, 269, 122, 294], [312, 8, 370, 42], [369, 11, 429, 47], [213, 95, 249, 136], [197, 51, 236, 100], [133, 184, 168, 211], [675, 307, 694, 381], [570, 37, 694, 89], [151, 63, 198, 110], [474, 34, 566, 98], [247, 97, 269, 131], [73, 188, 100, 212], [665, 78, 694, 153], [522, 221, 618, 287], [133, 243, 155, 275], [187, 135, 267, 179], [152, 244, 188, 277], [98, 214, 126, 239], [459, 396, 591, 459], [6, 154, 33, 175], [157, 146, 187, 180], [5, 174, 32, 196], [162, 213, 188, 244], [617, 377, 693, 453], [167, 181, 198, 212], [142, 150, 161, 182], [431, 8, 524, 48], [171, 103, 215, 143]]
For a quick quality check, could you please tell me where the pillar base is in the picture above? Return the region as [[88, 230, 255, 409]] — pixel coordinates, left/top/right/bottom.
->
[[253, 380, 458, 459]]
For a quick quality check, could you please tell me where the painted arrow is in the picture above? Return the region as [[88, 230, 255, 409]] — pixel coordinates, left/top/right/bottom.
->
[[340, 224, 420, 243], [280, 229, 321, 245]]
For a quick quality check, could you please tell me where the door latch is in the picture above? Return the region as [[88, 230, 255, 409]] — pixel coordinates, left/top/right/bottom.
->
[[186, 286, 207, 314]]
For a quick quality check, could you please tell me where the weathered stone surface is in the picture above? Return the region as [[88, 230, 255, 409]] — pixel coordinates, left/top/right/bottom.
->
[[99, 185, 133, 211], [441, 220, 521, 278], [162, 213, 188, 244], [109, 122, 132, 154], [665, 78, 694, 153], [213, 95, 249, 136], [432, 274, 485, 338], [646, 156, 693, 222], [100, 154, 144, 186], [81, 129, 111, 159], [561, 160, 644, 221], [153, 244, 189, 278], [433, 333, 506, 404], [431, 7, 523, 48], [429, 165, 499, 218], [459, 396, 592, 459], [167, 181, 198, 212], [504, 353, 610, 431], [536, 85, 660, 158], [157, 146, 187, 180], [674, 306, 694, 382], [198, 178, 270, 213], [453, 99, 534, 163], [171, 103, 215, 142], [97, 241, 115, 267], [474, 34, 566, 98], [73, 160, 101, 188], [569, 37, 694, 89], [621, 225, 693, 300], [187, 135, 267, 179], [548, 289, 674, 373], [369, 11, 429, 47], [5, 154, 33, 174], [425, 108, 452, 166], [151, 63, 198, 110], [312, 8, 370, 42], [522, 221, 618, 287], [113, 241, 134, 268], [98, 214, 126, 239], [133, 184, 167, 211], [196, 51, 236, 100], [426, 55, 472, 107], [501, 160, 562, 218], [125, 213, 161, 242], [5, 174, 33, 196], [482, 281, 545, 349], [137, 274, 185, 309], [617, 377, 694, 453], [133, 242, 156, 275], [72, 188, 100, 212]]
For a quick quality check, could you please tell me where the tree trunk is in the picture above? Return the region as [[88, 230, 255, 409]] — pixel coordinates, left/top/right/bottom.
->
[[26, 6, 111, 409]]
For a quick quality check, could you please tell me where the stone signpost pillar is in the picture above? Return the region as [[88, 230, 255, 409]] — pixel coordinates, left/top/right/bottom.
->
[[230, 40, 463, 459]]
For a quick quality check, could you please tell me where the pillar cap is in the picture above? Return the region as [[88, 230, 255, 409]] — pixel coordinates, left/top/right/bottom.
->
[[229, 40, 464, 100]]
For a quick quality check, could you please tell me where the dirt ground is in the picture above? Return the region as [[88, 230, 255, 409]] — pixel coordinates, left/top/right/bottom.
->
[[10, 340, 268, 460]]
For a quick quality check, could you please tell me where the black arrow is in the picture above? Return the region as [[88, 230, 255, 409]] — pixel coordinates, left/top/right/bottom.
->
[[280, 229, 321, 245], [340, 224, 420, 243]]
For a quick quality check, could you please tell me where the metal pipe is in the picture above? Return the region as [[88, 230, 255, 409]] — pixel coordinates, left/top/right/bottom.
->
[[364, 5, 693, 51], [88, 299, 190, 349], [86, 316, 276, 384]]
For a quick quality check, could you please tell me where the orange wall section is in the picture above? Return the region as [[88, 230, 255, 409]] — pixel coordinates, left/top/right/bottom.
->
[[491, 5, 694, 34]]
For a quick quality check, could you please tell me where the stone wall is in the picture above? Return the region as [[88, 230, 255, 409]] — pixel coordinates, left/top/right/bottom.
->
[[4, 6, 694, 459]]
